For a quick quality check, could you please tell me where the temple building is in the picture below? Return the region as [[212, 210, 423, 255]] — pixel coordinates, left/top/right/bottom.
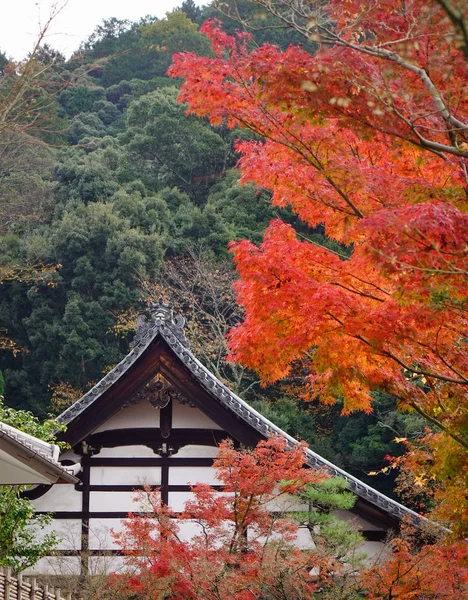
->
[[27, 300, 423, 575]]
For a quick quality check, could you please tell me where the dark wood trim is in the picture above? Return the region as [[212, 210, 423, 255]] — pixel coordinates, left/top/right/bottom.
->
[[361, 530, 388, 542], [158, 343, 261, 446], [81, 455, 90, 576], [161, 463, 169, 505], [352, 498, 400, 532], [87, 428, 232, 452], [62, 341, 163, 447], [90, 457, 214, 467], [88, 485, 224, 492], [160, 399, 172, 439]]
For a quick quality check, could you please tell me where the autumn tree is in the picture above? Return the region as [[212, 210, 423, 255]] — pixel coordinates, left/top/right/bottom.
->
[[110, 437, 364, 600], [362, 535, 468, 598], [169, 0, 468, 534]]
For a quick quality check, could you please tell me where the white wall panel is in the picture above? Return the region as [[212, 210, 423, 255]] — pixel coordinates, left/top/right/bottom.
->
[[26, 556, 81, 576], [168, 491, 195, 512], [168, 491, 232, 512], [90, 491, 140, 512], [93, 400, 160, 432], [89, 518, 132, 550], [33, 484, 82, 512], [40, 519, 82, 550], [177, 519, 205, 541], [90, 466, 161, 486], [264, 494, 310, 513], [169, 466, 220, 486], [94, 445, 159, 458], [172, 402, 222, 429], [89, 555, 128, 575], [173, 445, 219, 458]]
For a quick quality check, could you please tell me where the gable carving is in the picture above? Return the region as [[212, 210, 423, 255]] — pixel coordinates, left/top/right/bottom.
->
[[123, 374, 193, 409]]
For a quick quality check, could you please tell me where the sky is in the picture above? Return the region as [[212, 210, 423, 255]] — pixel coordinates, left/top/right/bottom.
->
[[1, 0, 207, 60]]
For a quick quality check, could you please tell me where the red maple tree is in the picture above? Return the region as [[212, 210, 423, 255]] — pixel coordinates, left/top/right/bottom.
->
[[109, 438, 342, 600], [363, 536, 468, 599], [168, 0, 468, 533]]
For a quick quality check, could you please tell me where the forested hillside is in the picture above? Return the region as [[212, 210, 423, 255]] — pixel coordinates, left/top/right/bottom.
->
[[0, 0, 437, 502]]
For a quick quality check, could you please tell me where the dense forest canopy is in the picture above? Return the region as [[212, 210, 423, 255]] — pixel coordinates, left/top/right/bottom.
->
[[0, 0, 465, 526]]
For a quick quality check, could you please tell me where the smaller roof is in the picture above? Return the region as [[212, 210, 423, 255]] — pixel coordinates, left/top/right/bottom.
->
[[0, 421, 79, 485]]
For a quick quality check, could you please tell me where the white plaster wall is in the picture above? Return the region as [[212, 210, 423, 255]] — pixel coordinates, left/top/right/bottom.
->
[[93, 400, 160, 432], [172, 401, 222, 429], [90, 466, 161, 486], [89, 555, 128, 575], [39, 519, 82, 550], [90, 491, 140, 513], [254, 526, 316, 550], [90, 518, 220, 549], [25, 556, 81, 576], [264, 493, 310, 513], [177, 519, 204, 541], [168, 491, 232, 512], [33, 484, 82, 512], [89, 518, 132, 550], [172, 445, 219, 458], [94, 445, 159, 458], [169, 466, 220, 486], [168, 491, 196, 512]]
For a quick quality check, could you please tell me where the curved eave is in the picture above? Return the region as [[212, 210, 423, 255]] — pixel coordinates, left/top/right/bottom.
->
[[0, 428, 78, 485]]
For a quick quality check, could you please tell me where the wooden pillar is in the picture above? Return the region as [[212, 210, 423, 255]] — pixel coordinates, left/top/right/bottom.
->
[[159, 400, 172, 506], [80, 454, 91, 577]]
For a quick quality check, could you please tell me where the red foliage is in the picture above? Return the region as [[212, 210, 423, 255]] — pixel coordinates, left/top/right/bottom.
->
[[363, 537, 468, 598], [169, 1, 468, 532], [109, 438, 332, 600]]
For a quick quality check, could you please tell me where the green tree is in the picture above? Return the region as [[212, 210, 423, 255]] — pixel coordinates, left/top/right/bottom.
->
[[140, 10, 211, 76], [122, 86, 230, 199], [177, 0, 204, 24], [0, 399, 64, 571]]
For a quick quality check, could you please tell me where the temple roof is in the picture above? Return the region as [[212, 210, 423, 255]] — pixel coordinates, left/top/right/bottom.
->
[[57, 300, 425, 525], [0, 421, 79, 484]]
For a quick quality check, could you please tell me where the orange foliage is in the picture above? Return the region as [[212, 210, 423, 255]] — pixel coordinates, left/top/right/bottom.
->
[[169, 0, 468, 532], [362, 537, 468, 598]]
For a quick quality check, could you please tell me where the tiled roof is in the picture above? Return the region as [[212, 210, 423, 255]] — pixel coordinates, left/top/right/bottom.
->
[[0, 421, 79, 484]]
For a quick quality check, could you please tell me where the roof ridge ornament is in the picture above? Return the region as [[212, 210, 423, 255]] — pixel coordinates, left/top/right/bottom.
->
[[131, 298, 188, 348]]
